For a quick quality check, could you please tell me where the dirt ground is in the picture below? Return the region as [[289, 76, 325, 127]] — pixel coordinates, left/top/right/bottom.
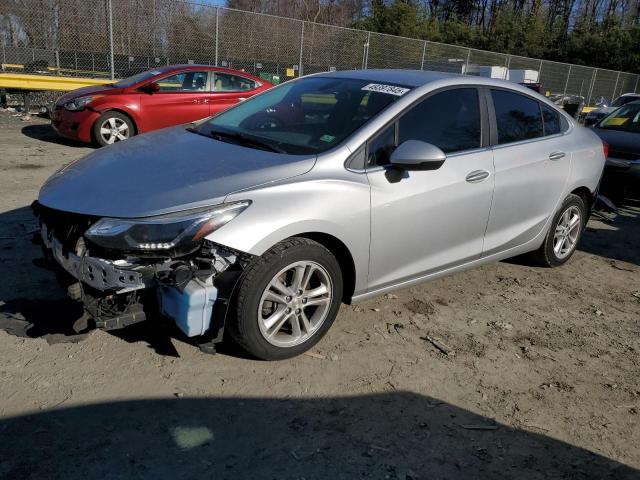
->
[[0, 110, 638, 479]]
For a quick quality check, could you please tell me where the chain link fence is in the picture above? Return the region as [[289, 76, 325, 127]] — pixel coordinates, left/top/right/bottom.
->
[[1, 0, 638, 106]]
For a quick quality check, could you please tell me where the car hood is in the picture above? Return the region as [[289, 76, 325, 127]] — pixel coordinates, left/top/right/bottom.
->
[[55, 84, 122, 105], [591, 127, 640, 159], [38, 126, 316, 218]]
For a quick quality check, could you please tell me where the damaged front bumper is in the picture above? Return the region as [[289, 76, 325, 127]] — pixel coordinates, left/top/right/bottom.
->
[[42, 223, 147, 293], [36, 207, 247, 344]]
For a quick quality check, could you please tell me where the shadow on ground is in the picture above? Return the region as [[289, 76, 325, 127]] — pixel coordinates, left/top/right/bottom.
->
[[21, 123, 92, 148], [578, 196, 640, 267], [0, 394, 636, 479]]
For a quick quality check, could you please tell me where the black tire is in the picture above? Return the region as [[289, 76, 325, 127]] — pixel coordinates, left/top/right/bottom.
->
[[530, 193, 587, 267], [229, 237, 343, 360], [92, 111, 135, 147]]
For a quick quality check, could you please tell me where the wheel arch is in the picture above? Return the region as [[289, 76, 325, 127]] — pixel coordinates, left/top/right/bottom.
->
[[294, 232, 357, 304], [570, 186, 594, 211]]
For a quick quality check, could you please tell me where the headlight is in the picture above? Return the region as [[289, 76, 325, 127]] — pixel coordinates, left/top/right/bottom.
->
[[84, 201, 250, 255], [64, 95, 102, 111]]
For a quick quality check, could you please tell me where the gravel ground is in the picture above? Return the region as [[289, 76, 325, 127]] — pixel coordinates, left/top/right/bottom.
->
[[0, 111, 639, 479]]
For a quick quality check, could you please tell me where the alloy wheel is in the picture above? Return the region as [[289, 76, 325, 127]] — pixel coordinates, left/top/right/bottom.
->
[[553, 205, 582, 259], [258, 261, 332, 348], [99, 117, 130, 144]]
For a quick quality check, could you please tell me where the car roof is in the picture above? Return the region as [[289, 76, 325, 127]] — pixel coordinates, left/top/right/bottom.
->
[[309, 69, 549, 94], [619, 93, 640, 97], [311, 69, 454, 87], [159, 64, 265, 80]]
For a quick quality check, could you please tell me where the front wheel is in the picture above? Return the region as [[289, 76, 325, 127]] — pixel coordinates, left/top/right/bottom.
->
[[93, 111, 134, 146], [229, 238, 343, 360], [530, 193, 587, 267]]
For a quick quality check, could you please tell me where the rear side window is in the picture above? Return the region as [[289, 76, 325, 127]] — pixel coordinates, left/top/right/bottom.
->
[[542, 104, 562, 136], [491, 90, 543, 144], [398, 88, 481, 153], [214, 73, 257, 91]]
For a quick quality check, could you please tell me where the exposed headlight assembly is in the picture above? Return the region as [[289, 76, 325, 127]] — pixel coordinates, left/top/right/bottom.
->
[[85, 201, 251, 256], [63, 95, 102, 111]]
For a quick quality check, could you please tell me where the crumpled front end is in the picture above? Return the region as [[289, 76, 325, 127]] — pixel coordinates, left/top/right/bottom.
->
[[33, 202, 250, 345]]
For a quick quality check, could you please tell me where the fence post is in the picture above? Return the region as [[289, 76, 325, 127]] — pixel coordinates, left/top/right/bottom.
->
[[504, 54, 511, 79], [298, 21, 304, 77], [612, 71, 620, 101], [562, 64, 572, 98], [53, 4, 60, 72], [214, 7, 219, 67], [634, 75, 639, 93], [464, 48, 471, 75], [107, 0, 115, 80], [587, 69, 597, 105], [420, 41, 426, 70], [363, 32, 370, 70]]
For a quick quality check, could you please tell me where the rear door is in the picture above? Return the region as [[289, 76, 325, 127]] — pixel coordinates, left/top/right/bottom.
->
[[208, 72, 261, 115], [482, 89, 572, 256], [139, 70, 211, 131], [367, 87, 495, 291]]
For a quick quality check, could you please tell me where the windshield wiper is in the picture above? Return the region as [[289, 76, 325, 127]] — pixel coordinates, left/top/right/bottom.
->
[[207, 128, 285, 153]]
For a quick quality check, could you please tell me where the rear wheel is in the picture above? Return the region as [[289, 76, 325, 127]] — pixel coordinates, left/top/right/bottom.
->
[[530, 193, 586, 267], [93, 111, 134, 146], [229, 238, 343, 360]]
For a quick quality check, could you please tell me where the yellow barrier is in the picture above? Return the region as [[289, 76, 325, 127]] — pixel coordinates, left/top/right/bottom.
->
[[0, 73, 111, 92]]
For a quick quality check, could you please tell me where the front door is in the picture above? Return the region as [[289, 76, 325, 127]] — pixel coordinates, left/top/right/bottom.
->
[[139, 70, 211, 131], [367, 87, 495, 292]]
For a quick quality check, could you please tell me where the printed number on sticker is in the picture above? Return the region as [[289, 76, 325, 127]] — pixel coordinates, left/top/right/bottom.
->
[[361, 83, 410, 96]]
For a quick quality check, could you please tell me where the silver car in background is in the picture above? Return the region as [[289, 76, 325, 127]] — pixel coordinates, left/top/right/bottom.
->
[[35, 70, 606, 360]]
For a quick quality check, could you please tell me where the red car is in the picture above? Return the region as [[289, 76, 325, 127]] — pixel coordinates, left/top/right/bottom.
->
[[52, 65, 272, 146]]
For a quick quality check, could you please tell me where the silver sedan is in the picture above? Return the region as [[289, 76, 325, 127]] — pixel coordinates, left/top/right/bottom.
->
[[36, 70, 606, 359]]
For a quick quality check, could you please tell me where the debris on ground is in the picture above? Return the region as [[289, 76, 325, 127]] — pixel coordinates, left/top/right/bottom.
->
[[304, 351, 325, 360], [460, 424, 499, 431], [422, 334, 455, 356], [488, 320, 514, 330]]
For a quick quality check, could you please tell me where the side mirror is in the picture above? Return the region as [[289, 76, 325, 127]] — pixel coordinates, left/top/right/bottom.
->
[[143, 82, 160, 94], [389, 140, 446, 171]]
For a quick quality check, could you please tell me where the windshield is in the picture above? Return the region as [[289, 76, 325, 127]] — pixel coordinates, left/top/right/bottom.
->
[[598, 103, 640, 133], [112, 69, 167, 88], [611, 95, 640, 108], [195, 77, 410, 154]]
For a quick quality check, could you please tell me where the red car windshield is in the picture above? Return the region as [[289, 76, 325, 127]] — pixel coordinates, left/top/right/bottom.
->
[[112, 69, 169, 88], [196, 77, 410, 155]]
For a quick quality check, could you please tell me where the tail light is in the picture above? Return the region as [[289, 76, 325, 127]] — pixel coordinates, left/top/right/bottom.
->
[[602, 141, 609, 158]]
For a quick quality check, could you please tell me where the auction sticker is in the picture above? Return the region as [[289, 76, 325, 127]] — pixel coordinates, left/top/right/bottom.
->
[[361, 83, 410, 96]]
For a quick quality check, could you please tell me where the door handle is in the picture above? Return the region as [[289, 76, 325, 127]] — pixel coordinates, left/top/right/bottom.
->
[[465, 170, 490, 183], [549, 151, 565, 161]]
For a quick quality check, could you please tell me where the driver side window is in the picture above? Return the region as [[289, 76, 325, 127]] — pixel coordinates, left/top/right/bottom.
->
[[366, 88, 482, 168]]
